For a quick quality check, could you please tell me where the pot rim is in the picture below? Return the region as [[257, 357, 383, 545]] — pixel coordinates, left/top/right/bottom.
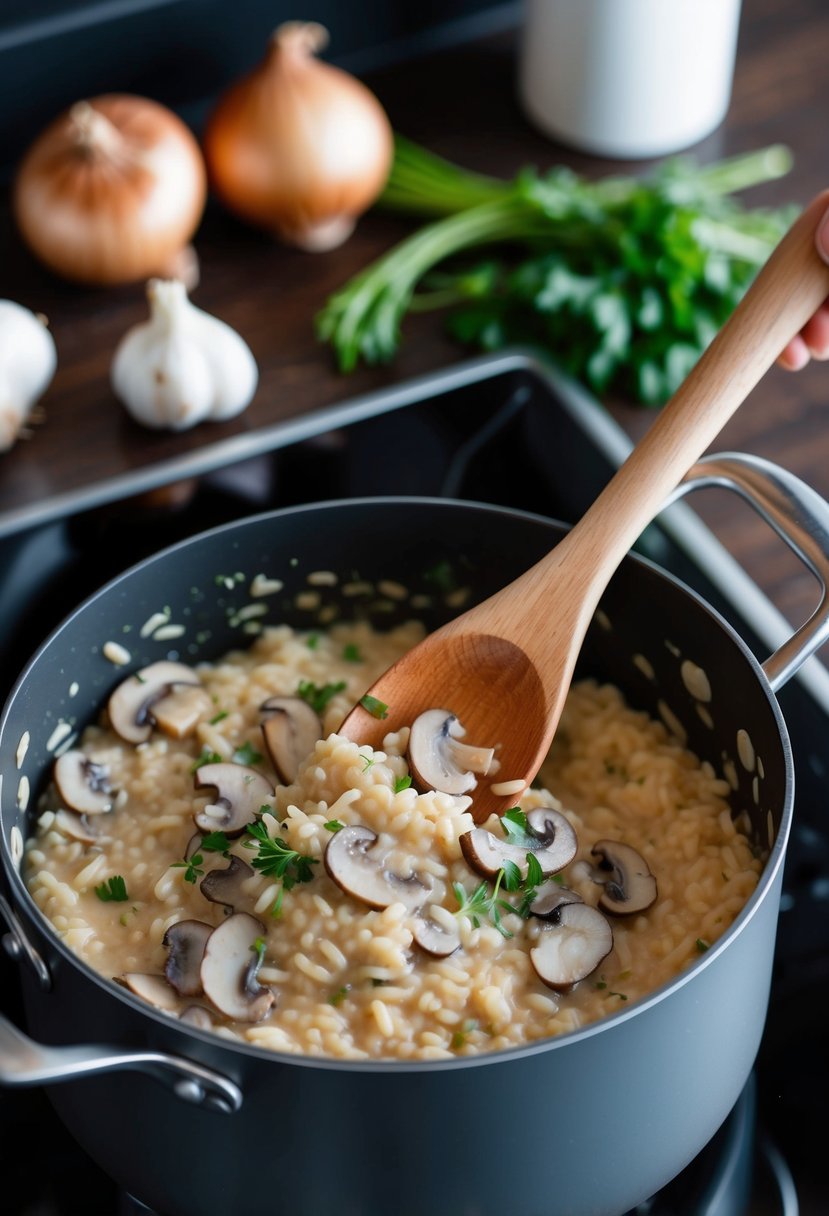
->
[[0, 495, 794, 1074]]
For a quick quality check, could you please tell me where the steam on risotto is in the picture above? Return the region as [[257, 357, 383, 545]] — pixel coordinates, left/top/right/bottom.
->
[[25, 620, 762, 1060]]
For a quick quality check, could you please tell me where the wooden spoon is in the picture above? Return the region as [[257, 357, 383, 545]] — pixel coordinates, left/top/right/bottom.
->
[[340, 191, 829, 821]]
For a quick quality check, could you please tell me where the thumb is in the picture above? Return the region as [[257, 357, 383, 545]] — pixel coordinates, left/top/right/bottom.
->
[[816, 207, 829, 264]]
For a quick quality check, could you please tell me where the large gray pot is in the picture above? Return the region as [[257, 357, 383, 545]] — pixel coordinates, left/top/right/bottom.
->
[[2, 453, 829, 1216]]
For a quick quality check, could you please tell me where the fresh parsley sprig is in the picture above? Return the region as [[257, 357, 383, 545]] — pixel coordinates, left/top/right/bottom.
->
[[171, 853, 205, 884], [318, 135, 796, 406], [243, 819, 318, 889], [95, 875, 129, 902]]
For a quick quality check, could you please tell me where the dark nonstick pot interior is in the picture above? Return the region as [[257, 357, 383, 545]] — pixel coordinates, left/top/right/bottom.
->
[[0, 497, 791, 1216]]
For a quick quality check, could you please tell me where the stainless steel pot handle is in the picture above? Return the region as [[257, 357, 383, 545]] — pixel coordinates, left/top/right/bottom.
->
[[673, 452, 829, 692], [0, 1010, 242, 1114]]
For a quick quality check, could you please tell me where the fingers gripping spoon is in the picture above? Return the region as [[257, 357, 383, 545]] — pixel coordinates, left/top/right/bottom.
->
[[340, 192, 829, 821]]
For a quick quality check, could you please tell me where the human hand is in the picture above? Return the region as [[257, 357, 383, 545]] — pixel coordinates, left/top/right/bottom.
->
[[778, 207, 829, 369]]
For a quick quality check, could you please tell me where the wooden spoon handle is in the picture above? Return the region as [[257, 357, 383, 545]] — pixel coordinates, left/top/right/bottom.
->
[[512, 189, 829, 627]]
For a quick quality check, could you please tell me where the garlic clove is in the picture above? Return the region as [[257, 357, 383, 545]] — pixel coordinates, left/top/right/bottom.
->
[[111, 279, 258, 432], [0, 301, 57, 452], [193, 310, 259, 421]]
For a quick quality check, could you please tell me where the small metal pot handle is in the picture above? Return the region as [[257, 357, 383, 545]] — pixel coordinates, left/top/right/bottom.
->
[[0, 1009, 242, 1114], [672, 451, 829, 691]]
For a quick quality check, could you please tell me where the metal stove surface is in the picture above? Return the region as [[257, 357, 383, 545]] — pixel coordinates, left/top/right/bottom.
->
[[0, 354, 823, 1215]]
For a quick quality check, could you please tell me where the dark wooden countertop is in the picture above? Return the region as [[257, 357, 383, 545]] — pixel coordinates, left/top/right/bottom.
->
[[2, 0, 828, 637]]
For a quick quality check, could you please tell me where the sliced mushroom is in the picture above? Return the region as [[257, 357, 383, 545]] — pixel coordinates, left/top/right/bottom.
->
[[411, 908, 461, 958], [179, 1005, 215, 1030], [407, 709, 495, 795], [200, 912, 275, 1022], [163, 920, 213, 996], [530, 903, 613, 992], [591, 841, 657, 915], [526, 881, 584, 919], [193, 763, 274, 836], [324, 825, 434, 911], [260, 696, 322, 784], [53, 750, 114, 815], [107, 661, 202, 744], [115, 972, 181, 1012], [151, 684, 212, 739], [53, 809, 102, 844], [200, 855, 255, 911], [460, 807, 577, 880]]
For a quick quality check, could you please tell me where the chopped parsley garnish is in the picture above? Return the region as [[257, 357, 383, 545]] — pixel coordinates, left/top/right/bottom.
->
[[360, 694, 389, 719], [324, 820, 344, 833], [297, 679, 347, 715], [209, 710, 229, 725], [515, 851, 545, 918], [696, 938, 710, 953], [190, 748, 223, 773], [453, 871, 514, 939], [501, 860, 522, 892], [342, 643, 362, 662], [500, 807, 531, 845], [95, 875, 129, 902], [328, 985, 351, 1006], [393, 775, 412, 794], [171, 853, 205, 884], [306, 633, 320, 650], [609, 991, 629, 1001], [234, 740, 264, 767], [451, 1019, 479, 1050], [594, 979, 608, 990], [243, 820, 318, 888], [118, 906, 139, 927], [200, 831, 231, 854]]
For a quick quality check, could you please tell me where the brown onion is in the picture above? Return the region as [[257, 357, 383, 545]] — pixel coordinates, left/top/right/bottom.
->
[[13, 94, 207, 287], [203, 22, 393, 251]]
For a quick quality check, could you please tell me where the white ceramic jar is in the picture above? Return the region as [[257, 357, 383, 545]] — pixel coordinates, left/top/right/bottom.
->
[[519, 0, 743, 158]]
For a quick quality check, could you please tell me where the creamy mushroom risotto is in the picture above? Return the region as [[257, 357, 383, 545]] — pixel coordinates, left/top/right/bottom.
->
[[26, 620, 762, 1060]]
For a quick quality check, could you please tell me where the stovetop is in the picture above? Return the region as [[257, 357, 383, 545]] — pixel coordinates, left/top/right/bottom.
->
[[1, 353, 824, 1215]]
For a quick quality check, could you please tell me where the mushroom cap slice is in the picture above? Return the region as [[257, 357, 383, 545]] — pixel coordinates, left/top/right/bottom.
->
[[163, 919, 213, 996], [200, 855, 254, 911], [530, 903, 613, 992], [53, 750, 114, 815], [193, 763, 274, 836], [200, 912, 275, 1022], [260, 696, 322, 784], [408, 709, 495, 796], [324, 825, 434, 911], [151, 684, 212, 739], [116, 972, 181, 1012], [460, 808, 577, 881], [108, 661, 202, 744], [411, 908, 461, 958], [527, 881, 584, 919], [54, 809, 102, 844], [179, 1005, 215, 1030], [591, 840, 657, 915]]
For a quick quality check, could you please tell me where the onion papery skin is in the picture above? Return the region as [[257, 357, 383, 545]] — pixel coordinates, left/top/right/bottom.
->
[[13, 94, 207, 287], [203, 25, 394, 251]]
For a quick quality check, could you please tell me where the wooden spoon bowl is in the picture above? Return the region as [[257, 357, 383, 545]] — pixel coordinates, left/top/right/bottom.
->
[[341, 192, 829, 821]]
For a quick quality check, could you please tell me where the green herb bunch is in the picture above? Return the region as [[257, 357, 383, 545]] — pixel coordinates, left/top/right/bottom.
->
[[318, 136, 796, 406]]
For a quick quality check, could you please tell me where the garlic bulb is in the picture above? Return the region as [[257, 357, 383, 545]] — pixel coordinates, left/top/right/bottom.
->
[[0, 300, 57, 451], [111, 280, 258, 431]]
